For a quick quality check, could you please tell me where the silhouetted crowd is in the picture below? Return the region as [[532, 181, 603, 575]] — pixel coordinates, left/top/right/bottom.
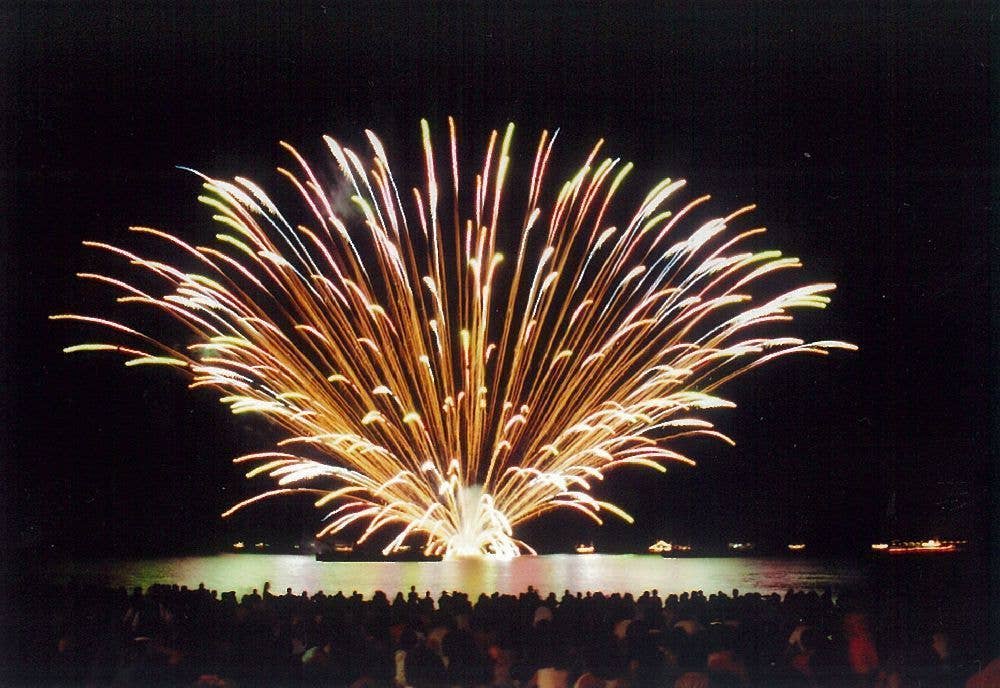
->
[[3, 580, 996, 687]]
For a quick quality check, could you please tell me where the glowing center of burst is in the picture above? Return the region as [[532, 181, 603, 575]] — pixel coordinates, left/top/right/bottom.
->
[[441, 484, 520, 558]]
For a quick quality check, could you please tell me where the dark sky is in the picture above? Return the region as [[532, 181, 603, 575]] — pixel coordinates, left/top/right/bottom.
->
[[1, 2, 991, 556]]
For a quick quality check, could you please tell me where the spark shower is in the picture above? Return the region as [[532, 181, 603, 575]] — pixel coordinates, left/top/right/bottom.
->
[[54, 120, 854, 558]]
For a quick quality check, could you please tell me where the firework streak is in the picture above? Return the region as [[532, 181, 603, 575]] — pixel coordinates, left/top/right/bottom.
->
[[54, 120, 855, 557]]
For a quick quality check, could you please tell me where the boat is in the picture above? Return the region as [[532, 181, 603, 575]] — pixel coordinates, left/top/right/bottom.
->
[[650, 541, 694, 557], [648, 540, 670, 553], [314, 542, 359, 561], [385, 545, 443, 561], [315, 543, 442, 562], [871, 539, 966, 555], [231, 541, 307, 554]]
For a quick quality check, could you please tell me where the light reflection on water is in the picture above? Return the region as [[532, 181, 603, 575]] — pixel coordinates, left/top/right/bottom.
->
[[52, 554, 866, 597]]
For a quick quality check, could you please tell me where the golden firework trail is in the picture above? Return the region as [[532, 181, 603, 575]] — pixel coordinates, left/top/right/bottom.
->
[[54, 120, 855, 558]]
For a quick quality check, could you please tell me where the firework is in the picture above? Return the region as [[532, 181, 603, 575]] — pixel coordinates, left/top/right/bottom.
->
[[53, 120, 854, 558]]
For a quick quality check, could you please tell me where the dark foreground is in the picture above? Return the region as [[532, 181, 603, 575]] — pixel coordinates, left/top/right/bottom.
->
[[2, 577, 996, 688]]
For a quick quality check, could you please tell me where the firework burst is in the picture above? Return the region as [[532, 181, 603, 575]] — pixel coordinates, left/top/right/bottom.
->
[[53, 119, 854, 558]]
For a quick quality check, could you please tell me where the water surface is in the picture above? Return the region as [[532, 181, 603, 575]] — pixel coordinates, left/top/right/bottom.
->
[[47, 553, 867, 597]]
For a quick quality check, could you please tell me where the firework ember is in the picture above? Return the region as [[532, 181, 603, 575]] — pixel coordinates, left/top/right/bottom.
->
[[53, 119, 854, 558]]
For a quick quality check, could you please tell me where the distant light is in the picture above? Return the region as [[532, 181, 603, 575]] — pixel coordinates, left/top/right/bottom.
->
[[233, 541, 245, 549], [870, 543, 889, 550], [254, 542, 267, 549], [575, 544, 596, 554], [728, 542, 754, 551], [787, 543, 806, 551]]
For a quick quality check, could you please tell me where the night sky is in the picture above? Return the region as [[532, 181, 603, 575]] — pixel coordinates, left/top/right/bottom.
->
[[1, 3, 992, 557]]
